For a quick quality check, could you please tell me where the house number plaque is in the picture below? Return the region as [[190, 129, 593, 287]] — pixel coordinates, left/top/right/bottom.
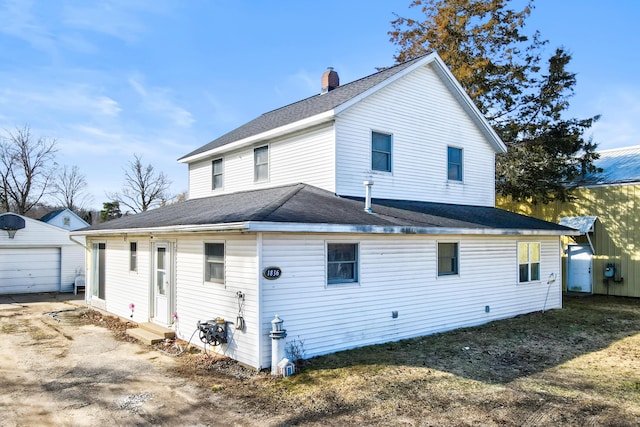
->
[[262, 266, 282, 280]]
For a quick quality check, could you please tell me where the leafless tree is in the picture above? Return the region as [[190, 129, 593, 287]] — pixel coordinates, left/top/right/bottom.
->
[[0, 125, 57, 214], [52, 165, 92, 212], [107, 153, 172, 213]]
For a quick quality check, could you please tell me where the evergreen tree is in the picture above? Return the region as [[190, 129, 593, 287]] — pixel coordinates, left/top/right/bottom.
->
[[390, 0, 600, 203]]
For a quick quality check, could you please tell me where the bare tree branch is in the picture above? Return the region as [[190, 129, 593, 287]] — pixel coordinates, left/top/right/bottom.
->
[[106, 153, 172, 213], [0, 125, 57, 214], [52, 165, 92, 212]]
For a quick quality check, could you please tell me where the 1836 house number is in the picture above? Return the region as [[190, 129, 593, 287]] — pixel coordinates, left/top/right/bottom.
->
[[262, 266, 282, 280]]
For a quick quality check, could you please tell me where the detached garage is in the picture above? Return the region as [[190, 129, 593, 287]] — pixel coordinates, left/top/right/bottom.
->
[[0, 213, 85, 294]]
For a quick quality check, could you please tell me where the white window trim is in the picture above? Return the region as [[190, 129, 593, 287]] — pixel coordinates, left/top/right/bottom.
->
[[437, 240, 460, 278], [212, 157, 224, 190], [254, 145, 270, 183], [325, 241, 360, 287], [517, 241, 541, 284], [371, 130, 393, 174], [203, 241, 226, 285], [447, 146, 464, 183]]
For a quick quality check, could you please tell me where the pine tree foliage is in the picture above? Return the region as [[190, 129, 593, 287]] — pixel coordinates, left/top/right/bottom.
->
[[390, 0, 600, 203]]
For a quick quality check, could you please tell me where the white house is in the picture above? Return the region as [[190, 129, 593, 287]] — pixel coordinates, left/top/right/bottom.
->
[[74, 53, 578, 370], [0, 212, 86, 294]]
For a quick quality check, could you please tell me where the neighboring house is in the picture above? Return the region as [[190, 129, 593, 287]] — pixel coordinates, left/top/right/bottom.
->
[[40, 208, 90, 231], [498, 146, 640, 298], [0, 212, 86, 294], [74, 52, 576, 370]]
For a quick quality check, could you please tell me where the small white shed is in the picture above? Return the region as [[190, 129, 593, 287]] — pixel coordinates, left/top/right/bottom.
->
[[0, 212, 85, 294]]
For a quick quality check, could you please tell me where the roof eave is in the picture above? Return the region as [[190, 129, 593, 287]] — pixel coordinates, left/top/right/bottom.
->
[[178, 110, 335, 164], [244, 222, 578, 236], [72, 221, 578, 237]]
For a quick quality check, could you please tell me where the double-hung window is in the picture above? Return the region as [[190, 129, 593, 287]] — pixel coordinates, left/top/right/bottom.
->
[[327, 243, 358, 285], [448, 146, 463, 181], [518, 242, 540, 283], [438, 242, 459, 276], [212, 158, 223, 189], [371, 132, 392, 172], [254, 146, 269, 182], [129, 242, 137, 272], [205, 243, 225, 283]]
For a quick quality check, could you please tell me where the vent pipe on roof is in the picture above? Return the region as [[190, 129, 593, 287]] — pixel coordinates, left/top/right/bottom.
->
[[364, 180, 374, 214], [321, 67, 339, 93]]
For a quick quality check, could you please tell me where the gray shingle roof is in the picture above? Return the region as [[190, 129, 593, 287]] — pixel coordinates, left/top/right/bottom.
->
[[179, 55, 428, 160], [80, 183, 572, 233]]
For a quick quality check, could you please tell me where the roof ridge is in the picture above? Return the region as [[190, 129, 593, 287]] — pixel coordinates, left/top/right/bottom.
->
[[252, 183, 307, 220], [260, 53, 432, 116]]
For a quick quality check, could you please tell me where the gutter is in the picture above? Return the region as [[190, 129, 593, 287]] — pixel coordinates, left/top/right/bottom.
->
[[71, 221, 580, 237]]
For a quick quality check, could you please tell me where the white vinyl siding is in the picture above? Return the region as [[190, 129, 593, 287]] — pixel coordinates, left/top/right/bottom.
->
[[335, 63, 496, 206], [260, 234, 562, 367], [187, 124, 335, 199], [86, 237, 151, 322], [175, 235, 259, 368]]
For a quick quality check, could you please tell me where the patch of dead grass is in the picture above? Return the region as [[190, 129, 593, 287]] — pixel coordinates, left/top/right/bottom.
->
[[92, 296, 640, 426]]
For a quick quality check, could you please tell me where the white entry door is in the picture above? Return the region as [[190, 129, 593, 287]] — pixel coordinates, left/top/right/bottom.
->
[[152, 242, 173, 325], [567, 244, 592, 293]]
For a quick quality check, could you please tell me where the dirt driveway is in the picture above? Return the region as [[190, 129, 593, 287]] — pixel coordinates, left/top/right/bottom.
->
[[0, 293, 271, 427]]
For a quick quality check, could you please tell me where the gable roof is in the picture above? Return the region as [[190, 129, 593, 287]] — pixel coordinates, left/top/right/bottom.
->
[[39, 208, 67, 223], [40, 208, 89, 228], [579, 145, 640, 186], [179, 53, 506, 163], [75, 184, 576, 236]]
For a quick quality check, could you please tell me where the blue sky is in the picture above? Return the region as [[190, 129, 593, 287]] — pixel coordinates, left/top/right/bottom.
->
[[1, 0, 638, 210]]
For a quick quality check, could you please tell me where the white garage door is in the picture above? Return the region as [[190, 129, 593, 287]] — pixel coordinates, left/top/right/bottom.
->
[[0, 248, 61, 294]]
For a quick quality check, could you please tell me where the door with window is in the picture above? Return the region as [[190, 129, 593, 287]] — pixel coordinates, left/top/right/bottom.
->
[[567, 244, 592, 293], [152, 242, 174, 325], [91, 242, 106, 299]]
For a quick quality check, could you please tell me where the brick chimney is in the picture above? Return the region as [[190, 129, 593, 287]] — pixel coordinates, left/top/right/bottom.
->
[[321, 67, 339, 93]]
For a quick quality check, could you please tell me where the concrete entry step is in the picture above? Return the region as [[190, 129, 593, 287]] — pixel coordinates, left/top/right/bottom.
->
[[139, 322, 175, 339], [126, 322, 175, 345]]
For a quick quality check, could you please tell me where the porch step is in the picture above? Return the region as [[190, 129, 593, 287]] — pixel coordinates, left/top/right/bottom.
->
[[126, 322, 175, 345]]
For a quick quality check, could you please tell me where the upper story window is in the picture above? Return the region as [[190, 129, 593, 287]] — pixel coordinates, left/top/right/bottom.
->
[[327, 243, 359, 285], [212, 158, 223, 190], [372, 132, 392, 172], [447, 146, 463, 181], [254, 146, 269, 182], [204, 242, 225, 283], [518, 242, 540, 283], [438, 242, 459, 276], [63, 216, 70, 227], [129, 242, 137, 272]]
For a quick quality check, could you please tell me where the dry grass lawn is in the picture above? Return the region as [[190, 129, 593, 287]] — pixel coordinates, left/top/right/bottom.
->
[[173, 295, 640, 426]]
